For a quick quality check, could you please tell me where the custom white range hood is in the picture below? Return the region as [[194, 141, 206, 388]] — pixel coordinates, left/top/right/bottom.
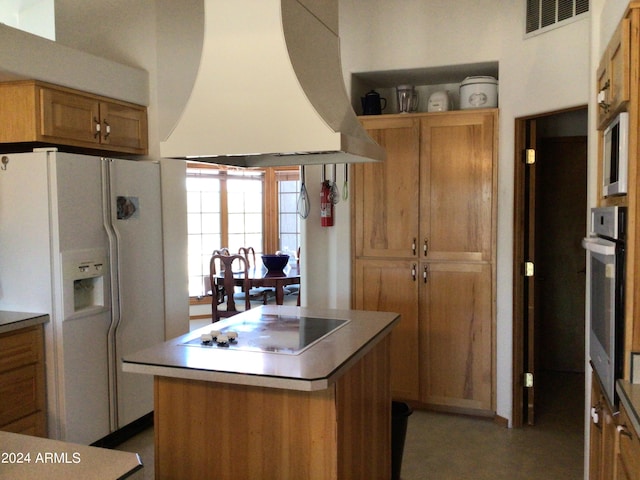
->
[[160, 0, 385, 167]]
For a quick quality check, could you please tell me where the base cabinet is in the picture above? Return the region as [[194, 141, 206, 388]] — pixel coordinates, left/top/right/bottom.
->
[[419, 262, 493, 411], [0, 325, 47, 437], [154, 337, 391, 480], [590, 374, 616, 480], [617, 403, 640, 480], [353, 110, 497, 415], [354, 259, 420, 401]]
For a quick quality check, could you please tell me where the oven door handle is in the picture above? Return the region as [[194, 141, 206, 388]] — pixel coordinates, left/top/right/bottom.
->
[[582, 237, 616, 255]]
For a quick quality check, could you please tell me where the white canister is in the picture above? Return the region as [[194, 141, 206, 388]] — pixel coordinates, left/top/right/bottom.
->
[[459, 76, 498, 109], [427, 91, 450, 112]]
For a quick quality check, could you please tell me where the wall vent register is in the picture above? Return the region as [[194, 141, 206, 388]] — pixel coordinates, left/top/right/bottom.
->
[[526, 0, 589, 36]]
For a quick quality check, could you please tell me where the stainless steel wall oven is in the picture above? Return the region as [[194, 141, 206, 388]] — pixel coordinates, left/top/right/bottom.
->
[[582, 206, 626, 406]]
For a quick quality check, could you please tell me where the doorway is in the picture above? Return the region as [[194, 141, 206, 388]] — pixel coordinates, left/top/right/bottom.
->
[[512, 107, 588, 427]]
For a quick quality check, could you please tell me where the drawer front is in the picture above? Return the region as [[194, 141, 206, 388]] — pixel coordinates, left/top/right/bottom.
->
[[1, 411, 46, 437], [0, 326, 42, 373], [0, 364, 40, 426]]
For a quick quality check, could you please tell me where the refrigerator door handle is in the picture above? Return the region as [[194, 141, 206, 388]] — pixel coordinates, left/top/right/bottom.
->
[[102, 158, 121, 432]]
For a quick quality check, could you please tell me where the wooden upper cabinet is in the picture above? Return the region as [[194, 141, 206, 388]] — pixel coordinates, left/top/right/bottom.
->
[[419, 111, 497, 262], [0, 80, 148, 155], [597, 18, 630, 129], [355, 116, 420, 258]]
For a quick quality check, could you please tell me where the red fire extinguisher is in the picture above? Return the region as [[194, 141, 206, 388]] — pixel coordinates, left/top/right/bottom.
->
[[320, 166, 334, 227]]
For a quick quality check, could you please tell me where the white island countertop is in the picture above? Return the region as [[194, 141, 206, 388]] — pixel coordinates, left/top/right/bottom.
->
[[122, 305, 400, 391]]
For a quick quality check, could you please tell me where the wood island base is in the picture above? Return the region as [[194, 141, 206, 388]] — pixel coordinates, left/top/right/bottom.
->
[[154, 336, 391, 480]]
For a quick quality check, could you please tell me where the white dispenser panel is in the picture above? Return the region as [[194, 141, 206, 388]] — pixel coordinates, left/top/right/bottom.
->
[[61, 249, 109, 320]]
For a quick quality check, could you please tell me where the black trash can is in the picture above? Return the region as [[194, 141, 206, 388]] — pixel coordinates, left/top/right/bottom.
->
[[391, 401, 413, 480]]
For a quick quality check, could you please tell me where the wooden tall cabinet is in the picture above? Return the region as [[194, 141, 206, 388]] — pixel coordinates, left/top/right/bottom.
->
[[353, 109, 498, 415]]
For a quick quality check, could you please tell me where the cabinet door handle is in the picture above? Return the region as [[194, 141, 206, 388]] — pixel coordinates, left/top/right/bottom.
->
[[94, 117, 101, 138], [412, 238, 417, 256], [591, 405, 601, 426], [423, 239, 429, 257], [423, 265, 429, 284], [411, 264, 416, 281], [617, 424, 633, 439], [103, 119, 111, 139]]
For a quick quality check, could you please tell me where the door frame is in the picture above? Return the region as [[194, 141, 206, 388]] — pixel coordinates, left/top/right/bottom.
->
[[512, 106, 587, 428]]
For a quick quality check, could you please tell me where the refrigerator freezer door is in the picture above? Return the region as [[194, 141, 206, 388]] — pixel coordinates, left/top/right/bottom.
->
[[0, 151, 112, 443], [104, 159, 165, 429]]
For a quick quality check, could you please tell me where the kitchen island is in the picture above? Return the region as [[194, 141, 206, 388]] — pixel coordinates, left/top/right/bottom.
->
[[123, 305, 399, 480]]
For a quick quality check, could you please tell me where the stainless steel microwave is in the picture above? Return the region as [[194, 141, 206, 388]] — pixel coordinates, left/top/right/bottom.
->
[[603, 112, 629, 197]]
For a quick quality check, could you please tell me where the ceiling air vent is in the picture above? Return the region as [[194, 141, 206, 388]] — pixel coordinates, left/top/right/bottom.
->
[[526, 0, 589, 36]]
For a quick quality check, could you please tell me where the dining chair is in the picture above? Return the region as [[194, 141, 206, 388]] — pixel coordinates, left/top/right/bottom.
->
[[210, 248, 231, 305], [237, 246, 275, 304], [209, 253, 251, 322], [284, 247, 301, 306]]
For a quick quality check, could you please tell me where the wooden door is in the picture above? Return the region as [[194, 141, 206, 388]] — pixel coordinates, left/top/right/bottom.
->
[[419, 262, 493, 412], [355, 116, 420, 259], [100, 101, 148, 153], [419, 111, 496, 263], [353, 258, 420, 401], [524, 119, 537, 425]]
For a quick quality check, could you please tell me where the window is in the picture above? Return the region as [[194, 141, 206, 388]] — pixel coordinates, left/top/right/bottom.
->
[[0, 0, 56, 40], [187, 167, 222, 297], [187, 164, 300, 298], [525, 0, 589, 36], [276, 170, 301, 259]]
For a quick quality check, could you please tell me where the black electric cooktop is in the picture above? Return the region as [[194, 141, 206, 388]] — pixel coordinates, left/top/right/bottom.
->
[[182, 313, 349, 355]]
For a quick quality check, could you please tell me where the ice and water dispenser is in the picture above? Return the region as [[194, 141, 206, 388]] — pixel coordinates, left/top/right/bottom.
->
[[61, 249, 109, 320]]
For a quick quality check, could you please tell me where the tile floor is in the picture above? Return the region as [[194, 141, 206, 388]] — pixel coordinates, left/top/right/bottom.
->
[[115, 371, 584, 479]]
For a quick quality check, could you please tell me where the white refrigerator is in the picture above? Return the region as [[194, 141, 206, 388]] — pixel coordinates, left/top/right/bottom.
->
[[0, 149, 171, 444]]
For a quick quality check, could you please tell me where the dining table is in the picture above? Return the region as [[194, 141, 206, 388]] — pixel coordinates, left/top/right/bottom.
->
[[214, 263, 300, 305]]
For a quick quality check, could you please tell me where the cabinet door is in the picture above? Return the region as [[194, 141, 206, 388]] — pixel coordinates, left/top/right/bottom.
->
[[419, 111, 496, 263], [590, 374, 617, 480], [100, 101, 148, 153], [607, 18, 630, 117], [597, 18, 630, 128], [419, 262, 493, 412], [40, 87, 101, 145], [353, 259, 420, 400], [355, 116, 420, 258]]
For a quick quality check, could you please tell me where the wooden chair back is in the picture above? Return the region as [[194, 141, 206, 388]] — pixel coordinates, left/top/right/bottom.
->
[[209, 253, 251, 322], [238, 246, 257, 266]]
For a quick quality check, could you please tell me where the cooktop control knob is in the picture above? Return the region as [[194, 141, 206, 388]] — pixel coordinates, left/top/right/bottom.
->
[[226, 331, 238, 343], [201, 333, 213, 345], [216, 334, 229, 347]]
